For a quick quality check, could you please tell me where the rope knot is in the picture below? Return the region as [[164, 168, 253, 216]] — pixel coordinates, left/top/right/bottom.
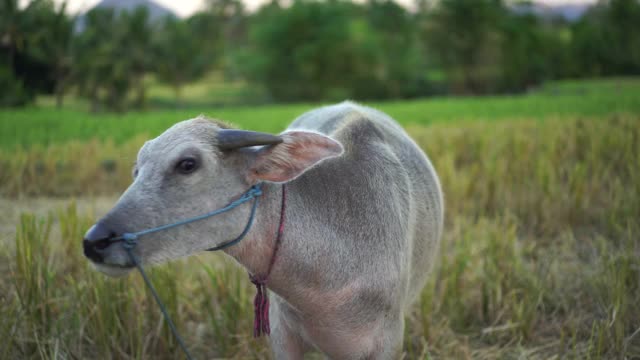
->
[[249, 185, 263, 197], [122, 233, 138, 250], [249, 275, 267, 286]]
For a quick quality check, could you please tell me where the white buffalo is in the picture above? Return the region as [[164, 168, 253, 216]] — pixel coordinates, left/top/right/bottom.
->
[[83, 101, 443, 359]]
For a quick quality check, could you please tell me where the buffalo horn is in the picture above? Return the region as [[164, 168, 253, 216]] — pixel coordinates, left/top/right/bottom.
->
[[217, 129, 283, 150]]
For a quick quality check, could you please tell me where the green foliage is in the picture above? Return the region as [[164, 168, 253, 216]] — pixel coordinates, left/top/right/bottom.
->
[[423, 0, 577, 94], [572, 0, 640, 77], [499, 12, 569, 91], [0, 0, 71, 106], [424, 0, 506, 94], [241, 0, 424, 101], [363, 0, 426, 98], [152, 17, 211, 103], [72, 7, 153, 112], [204, 0, 248, 79], [0, 65, 31, 106], [23, 0, 74, 108], [243, 0, 362, 101], [3, 0, 640, 108]]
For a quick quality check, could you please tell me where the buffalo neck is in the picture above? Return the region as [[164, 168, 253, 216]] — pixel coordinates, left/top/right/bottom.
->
[[224, 182, 287, 283]]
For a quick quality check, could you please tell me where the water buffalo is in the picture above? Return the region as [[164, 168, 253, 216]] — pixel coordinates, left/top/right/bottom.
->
[[83, 101, 443, 359]]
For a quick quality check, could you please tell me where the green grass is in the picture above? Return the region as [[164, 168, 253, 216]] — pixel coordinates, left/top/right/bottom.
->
[[1, 77, 640, 149]]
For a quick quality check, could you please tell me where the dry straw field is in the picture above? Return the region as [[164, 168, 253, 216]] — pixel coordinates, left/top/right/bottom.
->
[[0, 79, 639, 359]]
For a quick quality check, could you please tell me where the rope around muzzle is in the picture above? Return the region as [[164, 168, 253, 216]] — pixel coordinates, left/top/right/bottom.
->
[[114, 183, 264, 251], [107, 183, 284, 360]]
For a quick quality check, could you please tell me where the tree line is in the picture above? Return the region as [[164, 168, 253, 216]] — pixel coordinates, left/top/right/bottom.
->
[[1, 0, 639, 111]]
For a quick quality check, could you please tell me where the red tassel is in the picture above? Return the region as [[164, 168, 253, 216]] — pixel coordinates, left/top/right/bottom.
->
[[251, 277, 270, 337], [248, 184, 286, 338]]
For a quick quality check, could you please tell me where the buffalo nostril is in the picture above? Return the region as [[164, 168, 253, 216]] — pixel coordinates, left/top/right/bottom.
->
[[83, 221, 118, 263], [83, 239, 104, 263], [95, 238, 113, 250]]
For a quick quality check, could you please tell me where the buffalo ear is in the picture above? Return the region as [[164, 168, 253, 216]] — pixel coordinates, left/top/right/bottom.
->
[[247, 131, 343, 183]]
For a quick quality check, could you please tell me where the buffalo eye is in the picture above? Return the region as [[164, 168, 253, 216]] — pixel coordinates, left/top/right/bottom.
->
[[176, 158, 198, 174]]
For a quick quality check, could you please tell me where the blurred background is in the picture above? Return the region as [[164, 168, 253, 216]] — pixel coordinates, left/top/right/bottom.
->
[[1, 0, 639, 110], [1, 0, 639, 359]]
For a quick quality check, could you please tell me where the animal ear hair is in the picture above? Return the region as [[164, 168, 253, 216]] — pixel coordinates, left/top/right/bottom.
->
[[247, 131, 343, 183]]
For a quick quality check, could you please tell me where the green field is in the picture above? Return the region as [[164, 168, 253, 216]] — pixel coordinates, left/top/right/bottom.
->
[[1, 77, 640, 149], [0, 78, 639, 359]]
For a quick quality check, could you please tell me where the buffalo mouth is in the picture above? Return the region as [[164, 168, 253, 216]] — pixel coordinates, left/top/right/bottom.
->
[[94, 237, 122, 250], [83, 234, 136, 276]]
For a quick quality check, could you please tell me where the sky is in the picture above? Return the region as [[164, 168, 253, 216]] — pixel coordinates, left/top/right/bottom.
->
[[47, 0, 598, 17]]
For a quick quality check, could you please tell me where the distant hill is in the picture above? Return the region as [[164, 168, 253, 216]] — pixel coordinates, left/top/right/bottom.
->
[[513, 2, 593, 22], [74, 0, 594, 29], [90, 0, 176, 21], [75, 0, 176, 32]]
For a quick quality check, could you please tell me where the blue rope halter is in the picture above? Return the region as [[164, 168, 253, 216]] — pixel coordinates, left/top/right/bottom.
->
[[109, 183, 264, 360], [113, 183, 263, 251]]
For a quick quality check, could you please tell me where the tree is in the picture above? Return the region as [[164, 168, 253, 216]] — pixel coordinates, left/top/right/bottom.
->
[[72, 6, 153, 112], [0, 0, 72, 106], [423, 0, 506, 94], [242, 0, 397, 102], [120, 7, 152, 109], [25, 0, 73, 108], [365, 0, 424, 98], [204, 0, 248, 79], [572, 0, 640, 76], [152, 16, 210, 105], [0, 0, 30, 105], [0, 0, 22, 72], [499, 11, 567, 91], [72, 8, 129, 112], [186, 12, 223, 68]]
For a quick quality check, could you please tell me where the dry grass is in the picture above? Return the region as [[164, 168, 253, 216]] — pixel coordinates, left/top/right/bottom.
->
[[0, 114, 639, 359]]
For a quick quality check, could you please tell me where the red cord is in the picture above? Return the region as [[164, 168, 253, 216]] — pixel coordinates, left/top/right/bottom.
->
[[249, 183, 286, 337]]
